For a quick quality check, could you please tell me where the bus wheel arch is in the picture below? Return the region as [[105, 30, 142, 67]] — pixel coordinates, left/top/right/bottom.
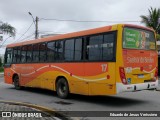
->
[[55, 76, 70, 99], [12, 74, 22, 90]]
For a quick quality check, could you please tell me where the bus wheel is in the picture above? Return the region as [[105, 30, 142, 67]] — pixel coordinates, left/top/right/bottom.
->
[[56, 78, 69, 99], [13, 75, 21, 90]]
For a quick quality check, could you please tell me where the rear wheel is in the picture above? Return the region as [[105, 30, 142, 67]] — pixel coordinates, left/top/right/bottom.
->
[[56, 78, 69, 99], [13, 75, 22, 90]]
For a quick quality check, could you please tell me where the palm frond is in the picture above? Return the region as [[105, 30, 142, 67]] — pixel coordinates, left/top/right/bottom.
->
[[0, 23, 16, 37]]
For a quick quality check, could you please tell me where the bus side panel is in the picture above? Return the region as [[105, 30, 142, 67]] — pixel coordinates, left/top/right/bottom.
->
[[85, 62, 116, 95], [4, 67, 13, 84]]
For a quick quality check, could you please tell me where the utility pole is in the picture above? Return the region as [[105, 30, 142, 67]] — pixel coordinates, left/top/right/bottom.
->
[[35, 16, 39, 39], [28, 12, 39, 39]]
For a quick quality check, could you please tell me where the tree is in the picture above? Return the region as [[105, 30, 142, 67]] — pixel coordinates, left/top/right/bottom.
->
[[140, 7, 160, 34], [0, 57, 2, 67], [0, 22, 16, 37]]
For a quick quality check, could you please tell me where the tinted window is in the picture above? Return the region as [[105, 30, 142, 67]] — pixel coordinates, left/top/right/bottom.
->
[[103, 33, 115, 60], [12, 48, 17, 63], [65, 39, 74, 61], [75, 38, 82, 60], [17, 47, 21, 63], [55, 41, 63, 60], [5, 48, 13, 64], [32, 44, 39, 62], [86, 32, 116, 61], [26, 45, 32, 62], [39, 43, 46, 62], [21, 46, 27, 63], [47, 42, 55, 62], [87, 35, 103, 60]]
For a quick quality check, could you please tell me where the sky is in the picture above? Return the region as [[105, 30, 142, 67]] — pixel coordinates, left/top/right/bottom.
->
[[0, 0, 159, 54]]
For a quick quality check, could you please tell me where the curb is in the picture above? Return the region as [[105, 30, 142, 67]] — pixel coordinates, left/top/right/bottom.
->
[[0, 100, 78, 120]]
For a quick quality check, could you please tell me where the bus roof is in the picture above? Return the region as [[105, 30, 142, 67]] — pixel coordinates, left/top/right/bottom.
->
[[7, 24, 154, 48]]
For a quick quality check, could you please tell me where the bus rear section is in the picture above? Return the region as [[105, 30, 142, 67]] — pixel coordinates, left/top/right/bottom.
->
[[116, 26, 158, 93]]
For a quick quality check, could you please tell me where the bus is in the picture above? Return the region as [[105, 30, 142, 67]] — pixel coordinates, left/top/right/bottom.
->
[[4, 24, 158, 99]]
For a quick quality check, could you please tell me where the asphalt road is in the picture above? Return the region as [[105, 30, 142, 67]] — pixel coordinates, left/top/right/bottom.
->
[[1, 77, 160, 120]]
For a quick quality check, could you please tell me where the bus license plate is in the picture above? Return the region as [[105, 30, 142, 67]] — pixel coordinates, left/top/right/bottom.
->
[[138, 74, 144, 78]]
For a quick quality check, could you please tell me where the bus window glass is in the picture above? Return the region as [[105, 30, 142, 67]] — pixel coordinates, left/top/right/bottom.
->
[[21, 46, 27, 63], [65, 39, 74, 61], [32, 44, 39, 62], [47, 42, 55, 62], [103, 33, 114, 60], [75, 38, 82, 60], [26, 45, 32, 62], [17, 47, 21, 63], [123, 28, 156, 50], [12, 48, 17, 63], [87, 35, 103, 60], [55, 41, 63, 60], [5, 48, 13, 64], [39, 43, 46, 62]]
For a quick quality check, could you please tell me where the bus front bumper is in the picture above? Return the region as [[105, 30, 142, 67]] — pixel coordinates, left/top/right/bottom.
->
[[116, 80, 158, 94]]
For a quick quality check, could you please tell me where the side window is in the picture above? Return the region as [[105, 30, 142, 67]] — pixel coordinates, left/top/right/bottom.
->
[[86, 32, 116, 61], [47, 42, 55, 62], [75, 38, 82, 60], [55, 41, 63, 60], [17, 47, 21, 63], [39, 43, 46, 62], [103, 33, 115, 60], [32, 44, 39, 62], [21, 46, 27, 63], [4, 48, 13, 64], [26, 45, 32, 62], [65, 39, 74, 61], [12, 47, 17, 63], [87, 35, 103, 60]]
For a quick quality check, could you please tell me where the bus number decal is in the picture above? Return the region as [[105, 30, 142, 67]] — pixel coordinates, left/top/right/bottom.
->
[[101, 64, 107, 72]]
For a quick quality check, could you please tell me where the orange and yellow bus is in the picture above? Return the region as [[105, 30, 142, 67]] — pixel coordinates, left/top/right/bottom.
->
[[4, 24, 158, 98]]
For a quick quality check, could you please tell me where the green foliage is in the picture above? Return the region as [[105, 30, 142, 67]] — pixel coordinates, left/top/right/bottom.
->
[[140, 7, 160, 33], [157, 34, 160, 40], [0, 67, 3, 72], [0, 57, 2, 67], [0, 23, 16, 37]]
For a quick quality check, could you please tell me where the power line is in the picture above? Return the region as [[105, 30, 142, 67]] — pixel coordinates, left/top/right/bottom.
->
[[40, 18, 140, 23], [15, 22, 34, 43]]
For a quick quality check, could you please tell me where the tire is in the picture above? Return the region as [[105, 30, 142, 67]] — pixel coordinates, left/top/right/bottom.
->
[[56, 78, 69, 99], [13, 75, 22, 90]]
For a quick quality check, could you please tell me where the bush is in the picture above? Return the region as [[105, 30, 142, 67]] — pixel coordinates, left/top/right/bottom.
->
[[0, 67, 3, 72], [157, 34, 160, 41]]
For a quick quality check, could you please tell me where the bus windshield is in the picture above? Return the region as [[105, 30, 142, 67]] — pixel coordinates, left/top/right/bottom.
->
[[123, 27, 156, 50]]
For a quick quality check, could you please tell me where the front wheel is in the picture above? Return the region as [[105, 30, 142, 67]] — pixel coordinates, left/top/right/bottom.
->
[[13, 75, 22, 90], [56, 78, 69, 99]]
